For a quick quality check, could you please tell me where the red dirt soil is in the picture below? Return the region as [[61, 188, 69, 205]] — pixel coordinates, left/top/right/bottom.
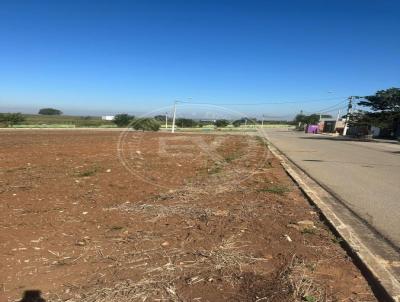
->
[[0, 130, 376, 302]]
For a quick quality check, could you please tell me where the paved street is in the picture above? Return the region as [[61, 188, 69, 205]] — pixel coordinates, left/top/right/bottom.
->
[[263, 128, 400, 248]]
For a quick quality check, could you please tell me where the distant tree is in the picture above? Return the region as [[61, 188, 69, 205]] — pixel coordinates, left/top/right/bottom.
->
[[175, 118, 198, 128], [247, 118, 258, 125], [0, 113, 25, 126], [294, 113, 332, 126], [132, 118, 160, 131], [232, 117, 258, 127], [263, 120, 290, 125], [38, 108, 62, 115], [355, 88, 400, 129], [358, 88, 400, 113], [292, 113, 305, 129], [303, 114, 320, 125], [294, 113, 306, 125], [348, 111, 367, 127], [232, 119, 242, 127], [215, 119, 229, 127], [153, 115, 166, 121], [113, 114, 134, 127]]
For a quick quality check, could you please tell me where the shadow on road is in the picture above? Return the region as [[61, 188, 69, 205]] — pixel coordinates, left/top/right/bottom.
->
[[298, 136, 372, 142], [298, 135, 400, 144], [302, 158, 400, 167]]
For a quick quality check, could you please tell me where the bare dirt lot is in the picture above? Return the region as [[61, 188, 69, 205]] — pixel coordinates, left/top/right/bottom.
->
[[0, 130, 376, 302]]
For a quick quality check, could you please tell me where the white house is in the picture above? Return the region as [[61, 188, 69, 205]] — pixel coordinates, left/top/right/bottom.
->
[[101, 115, 115, 121]]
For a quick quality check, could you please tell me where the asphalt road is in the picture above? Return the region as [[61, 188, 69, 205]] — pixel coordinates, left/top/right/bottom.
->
[[263, 128, 400, 249]]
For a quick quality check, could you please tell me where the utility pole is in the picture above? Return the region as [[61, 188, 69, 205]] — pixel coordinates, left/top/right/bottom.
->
[[171, 101, 177, 133], [165, 112, 168, 130], [336, 109, 341, 122], [343, 96, 353, 136], [298, 110, 303, 128], [261, 115, 265, 128]]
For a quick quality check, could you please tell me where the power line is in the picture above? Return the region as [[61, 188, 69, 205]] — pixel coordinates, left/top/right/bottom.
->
[[302, 99, 347, 114], [177, 96, 347, 106], [259, 114, 296, 118], [318, 106, 347, 113], [171, 96, 350, 121], [258, 105, 347, 119]]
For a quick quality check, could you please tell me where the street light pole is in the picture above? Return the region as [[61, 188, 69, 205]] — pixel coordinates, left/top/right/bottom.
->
[[171, 101, 177, 133]]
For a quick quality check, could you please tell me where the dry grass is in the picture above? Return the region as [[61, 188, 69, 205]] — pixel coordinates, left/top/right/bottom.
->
[[57, 236, 267, 302], [257, 185, 291, 195], [109, 202, 213, 222], [278, 256, 326, 302], [191, 236, 266, 279], [75, 279, 182, 302]]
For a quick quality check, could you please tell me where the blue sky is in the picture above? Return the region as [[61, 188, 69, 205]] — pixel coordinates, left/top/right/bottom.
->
[[0, 0, 399, 118]]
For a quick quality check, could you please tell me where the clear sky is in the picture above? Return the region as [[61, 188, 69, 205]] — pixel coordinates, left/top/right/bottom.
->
[[0, 0, 399, 118]]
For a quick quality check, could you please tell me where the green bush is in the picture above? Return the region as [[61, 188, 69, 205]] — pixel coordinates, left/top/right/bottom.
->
[[175, 118, 198, 128], [132, 118, 160, 131], [113, 114, 134, 127], [232, 120, 242, 127], [0, 113, 25, 126], [215, 119, 229, 127]]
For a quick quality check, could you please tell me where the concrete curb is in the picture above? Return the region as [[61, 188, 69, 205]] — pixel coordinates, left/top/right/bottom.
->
[[264, 138, 400, 302]]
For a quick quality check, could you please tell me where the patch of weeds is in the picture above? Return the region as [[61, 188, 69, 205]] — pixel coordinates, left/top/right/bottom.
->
[[109, 226, 124, 231], [224, 151, 243, 163], [224, 154, 236, 163], [77, 166, 99, 177], [305, 263, 317, 272], [262, 160, 273, 169], [331, 236, 343, 244], [258, 185, 290, 195], [208, 164, 222, 174], [6, 167, 27, 173], [281, 257, 326, 301], [301, 228, 317, 235], [255, 136, 265, 146], [255, 136, 270, 148]]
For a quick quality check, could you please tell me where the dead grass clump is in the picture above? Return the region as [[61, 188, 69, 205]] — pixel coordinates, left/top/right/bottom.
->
[[278, 256, 326, 302], [111, 202, 213, 222], [75, 279, 181, 302], [66, 252, 186, 302], [242, 256, 327, 302], [191, 236, 267, 282]]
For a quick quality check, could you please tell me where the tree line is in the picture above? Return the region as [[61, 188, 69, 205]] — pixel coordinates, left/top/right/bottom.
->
[[293, 114, 332, 128], [113, 114, 289, 129], [350, 87, 400, 133], [291, 87, 400, 137], [0, 113, 25, 126]]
